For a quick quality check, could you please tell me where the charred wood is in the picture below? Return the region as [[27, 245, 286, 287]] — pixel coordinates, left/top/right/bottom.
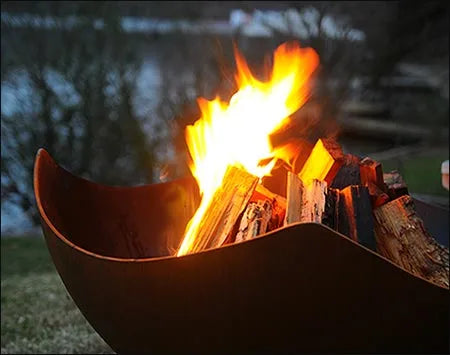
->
[[331, 154, 361, 189], [338, 185, 376, 251]]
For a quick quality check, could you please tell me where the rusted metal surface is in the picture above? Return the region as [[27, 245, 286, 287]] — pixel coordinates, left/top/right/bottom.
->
[[34, 149, 449, 354]]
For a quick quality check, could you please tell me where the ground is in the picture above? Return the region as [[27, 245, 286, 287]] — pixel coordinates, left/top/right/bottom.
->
[[1, 237, 114, 354]]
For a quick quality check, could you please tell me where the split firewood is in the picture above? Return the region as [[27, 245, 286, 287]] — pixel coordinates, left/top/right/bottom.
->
[[383, 170, 409, 200], [298, 138, 344, 186], [285, 172, 327, 225], [331, 154, 361, 189], [359, 157, 389, 208], [323, 185, 379, 251], [235, 199, 272, 242], [224, 183, 286, 245], [302, 179, 327, 223], [359, 157, 387, 191], [190, 166, 258, 253], [254, 184, 286, 231], [373, 195, 449, 288], [322, 187, 340, 230], [285, 137, 342, 225], [285, 171, 304, 225], [366, 182, 390, 208], [338, 185, 376, 251]]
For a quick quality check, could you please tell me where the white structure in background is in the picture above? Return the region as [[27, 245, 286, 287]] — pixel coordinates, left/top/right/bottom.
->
[[230, 8, 365, 41], [2, 8, 365, 41]]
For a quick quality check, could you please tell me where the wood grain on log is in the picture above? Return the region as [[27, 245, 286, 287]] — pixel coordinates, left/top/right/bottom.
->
[[254, 184, 286, 231], [285, 172, 327, 225], [235, 199, 272, 242], [302, 179, 327, 223], [285, 171, 304, 225], [373, 195, 449, 288], [190, 166, 258, 253]]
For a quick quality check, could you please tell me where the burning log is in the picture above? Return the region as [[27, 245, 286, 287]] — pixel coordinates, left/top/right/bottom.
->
[[383, 170, 409, 200], [322, 188, 339, 230], [366, 183, 390, 208], [302, 180, 327, 223], [262, 138, 313, 197], [359, 157, 386, 191], [224, 184, 286, 245], [338, 185, 376, 251], [359, 157, 389, 208], [235, 199, 272, 242], [373, 195, 449, 288], [286, 138, 341, 226], [323, 186, 378, 250], [269, 129, 314, 174], [331, 154, 361, 189], [298, 138, 344, 186], [285, 171, 304, 225], [285, 171, 327, 225], [188, 166, 258, 253], [254, 184, 286, 231]]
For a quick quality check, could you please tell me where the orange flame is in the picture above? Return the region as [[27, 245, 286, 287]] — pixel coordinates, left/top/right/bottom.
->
[[177, 42, 319, 256]]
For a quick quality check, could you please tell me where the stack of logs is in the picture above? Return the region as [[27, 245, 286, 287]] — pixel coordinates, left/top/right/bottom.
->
[[184, 138, 449, 288]]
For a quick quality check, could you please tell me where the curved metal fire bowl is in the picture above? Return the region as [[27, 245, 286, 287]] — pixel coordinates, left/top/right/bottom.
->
[[34, 149, 448, 354]]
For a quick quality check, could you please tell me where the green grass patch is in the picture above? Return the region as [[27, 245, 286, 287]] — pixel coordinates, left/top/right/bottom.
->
[[1, 236, 114, 354], [1, 237, 55, 278], [380, 150, 449, 197]]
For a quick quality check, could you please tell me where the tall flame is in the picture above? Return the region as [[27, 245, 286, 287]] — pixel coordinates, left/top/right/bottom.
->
[[177, 42, 319, 256]]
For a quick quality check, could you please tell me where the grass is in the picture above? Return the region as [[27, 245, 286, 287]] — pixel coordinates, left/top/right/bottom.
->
[[380, 148, 449, 198], [1, 236, 114, 354]]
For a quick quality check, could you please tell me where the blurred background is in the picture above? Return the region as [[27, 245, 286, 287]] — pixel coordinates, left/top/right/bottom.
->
[[1, 1, 448, 353]]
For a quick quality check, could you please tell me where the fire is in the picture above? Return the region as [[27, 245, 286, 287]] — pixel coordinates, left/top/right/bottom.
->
[[177, 42, 319, 256], [299, 139, 335, 186]]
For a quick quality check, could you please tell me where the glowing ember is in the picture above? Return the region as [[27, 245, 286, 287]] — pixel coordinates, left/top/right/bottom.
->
[[177, 42, 319, 256]]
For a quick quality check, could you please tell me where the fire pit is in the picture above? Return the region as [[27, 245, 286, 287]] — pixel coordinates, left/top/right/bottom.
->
[[34, 148, 448, 353]]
